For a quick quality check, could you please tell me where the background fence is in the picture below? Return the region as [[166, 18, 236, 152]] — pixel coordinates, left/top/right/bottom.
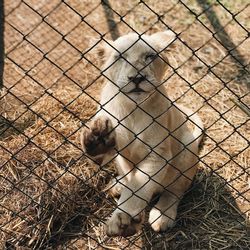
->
[[0, 0, 249, 249]]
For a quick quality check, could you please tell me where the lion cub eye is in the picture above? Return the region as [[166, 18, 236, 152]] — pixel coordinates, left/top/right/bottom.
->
[[145, 53, 158, 61], [114, 53, 125, 61]]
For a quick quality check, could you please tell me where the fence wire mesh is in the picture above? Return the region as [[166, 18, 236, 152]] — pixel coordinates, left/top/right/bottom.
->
[[0, 0, 249, 249]]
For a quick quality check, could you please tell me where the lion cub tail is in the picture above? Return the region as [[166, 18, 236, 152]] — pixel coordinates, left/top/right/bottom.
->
[[178, 105, 204, 146]]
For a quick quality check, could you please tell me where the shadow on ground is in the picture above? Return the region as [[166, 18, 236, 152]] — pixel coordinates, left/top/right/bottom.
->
[[141, 170, 249, 249], [33, 170, 249, 250]]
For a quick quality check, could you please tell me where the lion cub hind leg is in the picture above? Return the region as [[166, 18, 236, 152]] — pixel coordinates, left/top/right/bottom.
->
[[105, 176, 127, 199], [149, 191, 180, 232]]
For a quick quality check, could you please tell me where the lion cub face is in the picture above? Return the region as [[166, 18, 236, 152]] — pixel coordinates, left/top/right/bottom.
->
[[102, 31, 176, 103]]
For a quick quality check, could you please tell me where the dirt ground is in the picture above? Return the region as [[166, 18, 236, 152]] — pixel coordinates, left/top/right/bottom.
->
[[0, 0, 249, 249]]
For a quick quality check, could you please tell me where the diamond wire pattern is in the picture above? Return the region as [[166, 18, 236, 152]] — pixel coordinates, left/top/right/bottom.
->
[[0, 0, 249, 249]]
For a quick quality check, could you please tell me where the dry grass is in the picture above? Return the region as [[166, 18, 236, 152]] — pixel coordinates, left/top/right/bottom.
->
[[0, 0, 249, 249]]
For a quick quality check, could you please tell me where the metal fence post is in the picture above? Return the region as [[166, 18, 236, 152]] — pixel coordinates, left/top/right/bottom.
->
[[196, 0, 247, 75]]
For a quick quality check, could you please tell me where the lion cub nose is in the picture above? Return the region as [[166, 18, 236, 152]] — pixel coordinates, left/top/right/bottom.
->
[[128, 76, 146, 85]]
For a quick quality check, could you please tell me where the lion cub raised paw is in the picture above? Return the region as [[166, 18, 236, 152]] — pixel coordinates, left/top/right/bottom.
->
[[81, 117, 116, 157]]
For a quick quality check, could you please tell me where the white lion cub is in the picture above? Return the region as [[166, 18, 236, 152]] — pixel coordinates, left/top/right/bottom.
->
[[81, 31, 203, 237]]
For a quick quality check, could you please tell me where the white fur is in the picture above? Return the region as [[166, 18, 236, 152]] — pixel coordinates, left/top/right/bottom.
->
[[82, 31, 204, 236]]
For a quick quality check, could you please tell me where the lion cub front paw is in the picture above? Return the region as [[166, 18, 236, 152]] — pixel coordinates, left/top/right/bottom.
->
[[81, 117, 116, 157], [106, 211, 144, 237], [148, 207, 176, 232]]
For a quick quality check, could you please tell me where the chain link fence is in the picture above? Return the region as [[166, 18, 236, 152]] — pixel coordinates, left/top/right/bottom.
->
[[0, 0, 249, 249]]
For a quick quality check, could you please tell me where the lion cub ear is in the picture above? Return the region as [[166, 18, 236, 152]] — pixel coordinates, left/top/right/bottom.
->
[[86, 38, 114, 63], [150, 30, 176, 51], [94, 39, 114, 58]]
